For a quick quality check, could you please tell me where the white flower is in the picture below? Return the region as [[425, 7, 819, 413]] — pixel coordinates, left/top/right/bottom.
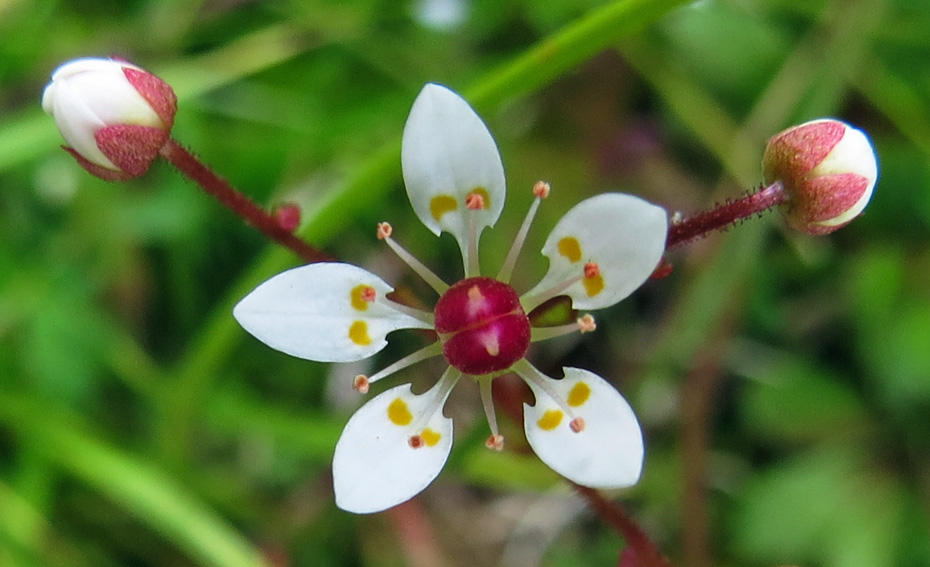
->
[[234, 84, 668, 514], [42, 57, 177, 180]]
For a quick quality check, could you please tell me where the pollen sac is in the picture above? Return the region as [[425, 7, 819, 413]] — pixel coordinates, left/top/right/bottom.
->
[[434, 277, 531, 375]]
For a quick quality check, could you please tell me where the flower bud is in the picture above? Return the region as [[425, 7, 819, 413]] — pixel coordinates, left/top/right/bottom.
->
[[763, 118, 877, 235], [42, 57, 177, 181]]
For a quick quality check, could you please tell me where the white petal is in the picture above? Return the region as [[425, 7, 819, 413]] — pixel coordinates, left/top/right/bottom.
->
[[525, 193, 667, 310], [233, 262, 432, 362], [42, 58, 161, 169], [813, 123, 878, 227], [523, 367, 644, 488], [401, 84, 506, 259], [333, 380, 454, 514]]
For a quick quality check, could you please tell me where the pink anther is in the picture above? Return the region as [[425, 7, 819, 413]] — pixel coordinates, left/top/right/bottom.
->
[[533, 181, 551, 198], [569, 417, 586, 433], [376, 222, 393, 240], [577, 314, 596, 334], [485, 434, 504, 451], [584, 262, 600, 279], [353, 375, 370, 394], [465, 192, 485, 210]]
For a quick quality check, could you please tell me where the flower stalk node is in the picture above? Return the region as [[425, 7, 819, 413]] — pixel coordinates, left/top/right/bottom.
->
[[273, 203, 302, 232]]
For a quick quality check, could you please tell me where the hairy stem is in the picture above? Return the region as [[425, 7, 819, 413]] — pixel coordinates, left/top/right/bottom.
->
[[159, 138, 331, 263], [573, 485, 671, 567], [666, 182, 787, 249]]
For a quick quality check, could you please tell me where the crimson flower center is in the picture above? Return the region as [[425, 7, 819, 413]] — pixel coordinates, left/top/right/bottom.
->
[[433, 277, 531, 375]]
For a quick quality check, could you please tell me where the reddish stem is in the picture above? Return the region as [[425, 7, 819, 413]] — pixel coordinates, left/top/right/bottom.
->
[[573, 485, 672, 567], [666, 182, 787, 249], [159, 139, 331, 263]]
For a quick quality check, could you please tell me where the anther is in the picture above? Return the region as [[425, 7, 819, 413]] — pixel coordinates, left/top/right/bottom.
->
[[569, 417, 586, 433], [485, 434, 504, 451], [533, 181, 550, 199], [408, 435, 425, 449], [376, 222, 392, 240], [584, 262, 600, 279], [465, 192, 485, 210], [577, 314, 596, 334], [361, 286, 377, 302], [353, 375, 370, 394]]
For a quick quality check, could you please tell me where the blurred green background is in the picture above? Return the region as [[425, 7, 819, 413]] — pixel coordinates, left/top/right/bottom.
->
[[1, 0, 929, 566]]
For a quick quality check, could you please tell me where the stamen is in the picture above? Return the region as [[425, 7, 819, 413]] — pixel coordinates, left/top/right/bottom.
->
[[584, 262, 600, 279], [378, 223, 449, 295], [497, 182, 548, 283], [569, 417, 586, 433], [366, 342, 443, 385], [407, 367, 462, 435], [376, 222, 392, 239], [353, 375, 370, 394], [577, 314, 596, 334], [532, 180, 551, 199], [465, 192, 485, 210], [512, 359, 577, 422], [408, 435, 425, 449], [522, 260, 602, 313], [384, 297, 434, 326], [478, 379, 503, 451], [361, 287, 377, 302], [520, 272, 585, 313], [465, 192, 481, 278], [529, 314, 596, 342]]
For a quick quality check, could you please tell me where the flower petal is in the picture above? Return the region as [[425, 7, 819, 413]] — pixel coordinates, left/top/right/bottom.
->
[[333, 379, 455, 514], [523, 367, 644, 488], [401, 84, 506, 259], [233, 263, 432, 362], [526, 193, 667, 310]]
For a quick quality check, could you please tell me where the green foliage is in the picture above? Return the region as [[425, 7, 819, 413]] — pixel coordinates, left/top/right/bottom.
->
[[2, 0, 929, 566]]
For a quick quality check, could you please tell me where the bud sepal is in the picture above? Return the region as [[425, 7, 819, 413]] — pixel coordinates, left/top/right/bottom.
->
[[763, 118, 878, 235], [42, 57, 177, 181]]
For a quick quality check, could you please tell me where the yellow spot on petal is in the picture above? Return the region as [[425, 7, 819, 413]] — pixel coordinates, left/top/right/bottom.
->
[[583, 273, 604, 297], [430, 195, 458, 222], [350, 285, 374, 311], [567, 382, 591, 407], [387, 398, 413, 426], [537, 409, 564, 431], [470, 186, 491, 209], [557, 237, 583, 263], [348, 320, 372, 346], [421, 428, 441, 447]]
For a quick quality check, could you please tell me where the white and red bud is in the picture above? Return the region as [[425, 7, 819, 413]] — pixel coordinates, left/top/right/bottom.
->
[[42, 57, 177, 181], [763, 118, 878, 235]]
